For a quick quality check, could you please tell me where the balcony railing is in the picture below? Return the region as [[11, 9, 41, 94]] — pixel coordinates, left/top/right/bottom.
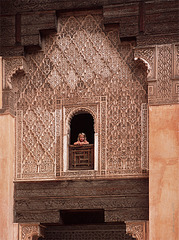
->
[[69, 144, 94, 170]]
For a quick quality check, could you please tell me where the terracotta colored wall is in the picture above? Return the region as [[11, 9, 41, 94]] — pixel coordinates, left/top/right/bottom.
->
[[0, 114, 15, 240], [149, 104, 179, 240], [0, 57, 2, 109]]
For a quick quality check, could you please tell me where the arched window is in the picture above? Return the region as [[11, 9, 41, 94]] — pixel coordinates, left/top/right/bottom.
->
[[69, 112, 95, 170], [70, 113, 94, 144]]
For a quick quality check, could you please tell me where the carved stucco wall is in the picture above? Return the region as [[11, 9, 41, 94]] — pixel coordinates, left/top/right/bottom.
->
[[10, 13, 149, 180], [134, 43, 179, 104], [19, 224, 45, 240]]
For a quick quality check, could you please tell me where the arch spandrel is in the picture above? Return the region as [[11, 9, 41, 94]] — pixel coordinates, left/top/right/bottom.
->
[[3, 56, 27, 89], [134, 46, 156, 81]]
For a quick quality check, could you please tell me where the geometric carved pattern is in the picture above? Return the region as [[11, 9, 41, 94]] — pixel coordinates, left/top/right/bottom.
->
[[13, 13, 148, 179], [3, 56, 27, 89], [175, 45, 179, 77], [126, 221, 148, 240], [56, 96, 107, 178], [19, 223, 45, 240], [134, 47, 156, 80], [141, 103, 148, 171], [134, 43, 179, 105], [157, 45, 172, 100]]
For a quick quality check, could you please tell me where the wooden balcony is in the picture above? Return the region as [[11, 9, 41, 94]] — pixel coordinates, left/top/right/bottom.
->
[[69, 144, 94, 170]]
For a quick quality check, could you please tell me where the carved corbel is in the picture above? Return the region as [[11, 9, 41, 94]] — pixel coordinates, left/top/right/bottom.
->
[[125, 221, 148, 240], [134, 46, 157, 103], [3, 56, 27, 89], [19, 223, 45, 240]]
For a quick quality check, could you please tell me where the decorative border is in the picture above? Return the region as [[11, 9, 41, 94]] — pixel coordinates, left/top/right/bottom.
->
[[16, 110, 23, 179], [55, 96, 107, 178], [141, 103, 148, 172]]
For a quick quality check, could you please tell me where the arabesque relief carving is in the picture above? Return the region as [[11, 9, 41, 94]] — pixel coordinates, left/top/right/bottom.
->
[[126, 221, 148, 240], [134, 43, 179, 105], [3, 56, 27, 89], [10, 13, 150, 179], [19, 223, 45, 240]]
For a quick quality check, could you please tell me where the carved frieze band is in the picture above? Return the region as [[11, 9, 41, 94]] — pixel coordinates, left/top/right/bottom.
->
[[19, 223, 45, 240]]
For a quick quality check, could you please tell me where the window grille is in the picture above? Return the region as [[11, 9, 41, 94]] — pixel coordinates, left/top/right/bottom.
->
[[69, 144, 94, 170]]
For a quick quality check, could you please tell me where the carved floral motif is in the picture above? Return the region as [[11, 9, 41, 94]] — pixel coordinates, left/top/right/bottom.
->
[[126, 221, 148, 240], [157, 45, 172, 100], [19, 223, 45, 240], [3, 56, 27, 89], [13, 13, 148, 179]]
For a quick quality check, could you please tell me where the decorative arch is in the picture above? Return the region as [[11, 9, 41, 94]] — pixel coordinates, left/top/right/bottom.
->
[[3, 56, 27, 89], [70, 112, 94, 145], [134, 46, 157, 103], [134, 46, 156, 81], [66, 107, 97, 134], [63, 106, 98, 172], [134, 57, 151, 78], [60, 96, 107, 175]]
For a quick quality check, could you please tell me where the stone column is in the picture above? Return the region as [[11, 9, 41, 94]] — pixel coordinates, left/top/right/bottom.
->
[[0, 109, 15, 240]]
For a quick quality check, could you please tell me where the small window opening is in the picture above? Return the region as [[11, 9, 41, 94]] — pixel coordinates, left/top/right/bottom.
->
[[70, 113, 94, 144], [60, 209, 104, 225]]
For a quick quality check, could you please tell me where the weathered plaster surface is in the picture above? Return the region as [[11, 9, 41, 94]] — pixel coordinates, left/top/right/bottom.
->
[[0, 57, 2, 109], [0, 114, 15, 240], [149, 104, 179, 240]]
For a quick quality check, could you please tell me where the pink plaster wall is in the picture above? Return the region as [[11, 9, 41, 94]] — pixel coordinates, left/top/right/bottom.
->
[[149, 104, 179, 240], [0, 114, 15, 240]]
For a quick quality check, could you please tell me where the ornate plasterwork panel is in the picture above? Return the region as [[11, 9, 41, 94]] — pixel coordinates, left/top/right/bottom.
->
[[141, 103, 148, 171], [134, 43, 179, 105], [134, 47, 156, 80], [157, 45, 172, 101], [3, 56, 27, 89], [172, 44, 179, 79], [13, 13, 148, 179], [126, 221, 148, 240], [55, 96, 107, 178], [19, 223, 45, 240], [172, 44, 179, 103]]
